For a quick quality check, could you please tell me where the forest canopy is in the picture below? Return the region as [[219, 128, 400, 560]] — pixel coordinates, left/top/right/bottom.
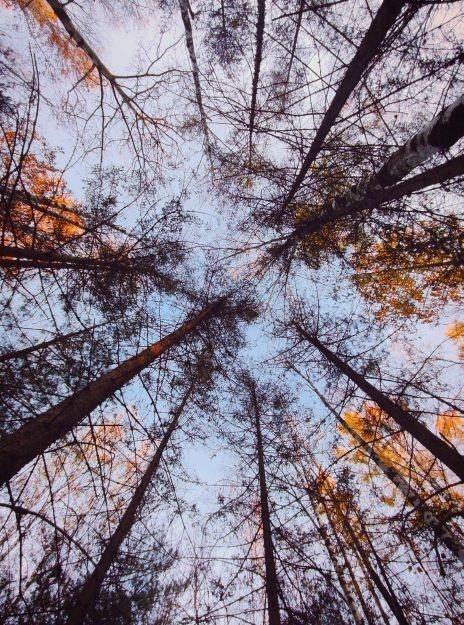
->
[[0, 0, 464, 623]]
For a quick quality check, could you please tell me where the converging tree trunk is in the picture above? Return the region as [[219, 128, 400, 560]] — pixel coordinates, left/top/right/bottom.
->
[[314, 514, 367, 625], [279, 95, 464, 249], [45, 0, 143, 117], [0, 298, 225, 485], [0, 323, 104, 364], [248, 0, 266, 167], [289, 364, 464, 565], [66, 384, 194, 625], [250, 380, 281, 625], [295, 325, 464, 482], [178, 0, 212, 157], [280, 0, 409, 212]]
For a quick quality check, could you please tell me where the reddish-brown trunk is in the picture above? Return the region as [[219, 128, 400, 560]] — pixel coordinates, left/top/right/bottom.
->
[[66, 384, 193, 625], [0, 299, 225, 485]]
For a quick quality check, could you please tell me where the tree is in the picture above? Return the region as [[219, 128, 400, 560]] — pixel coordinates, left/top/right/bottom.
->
[[0, 298, 225, 484]]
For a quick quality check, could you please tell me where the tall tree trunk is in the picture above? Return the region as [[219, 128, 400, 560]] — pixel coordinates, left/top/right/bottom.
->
[[280, 0, 408, 213], [279, 96, 464, 249], [0, 245, 179, 291], [289, 364, 464, 565], [322, 504, 376, 625], [340, 513, 410, 625], [178, 0, 212, 157], [295, 325, 464, 482], [0, 298, 226, 485], [0, 245, 133, 270], [250, 381, 281, 625], [0, 323, 103, 364], [275, 153, 464, 255], [317, 477, 410, 625], [248, 0, 266, 167], [0, 186, 135, 240], [44, 0, 144, 119], [284, 0, 305, 92], [351, 544, 391, 625], [66, 384, 193, 625], [314, 514, 367, 625]]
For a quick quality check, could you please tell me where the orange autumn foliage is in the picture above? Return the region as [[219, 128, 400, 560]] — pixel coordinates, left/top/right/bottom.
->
[[446, 321, 464, 360], [3, 0, 96, 85], [352, 218, 464, 322], [1, 131, 84, 249], [436, 411, 464, 444]]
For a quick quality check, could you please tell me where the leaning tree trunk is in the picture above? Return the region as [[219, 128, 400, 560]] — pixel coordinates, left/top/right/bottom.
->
[[280, 0, 409, 213], [338, 510, 410, 625], [278, 94, 464, 249], [66, 384, 194, 625], [314, 513, 367, 625], [248, 0, 266, 167], [319, 480, 410, 625], [44, 0, 140, 116], [0, 298, 225, 485], [0, 323, 104, 364], [250, 381, 281, 625], [178, 0, 212, 157], [0, 245, 179, 291], [295, 325, 464, 483], [289, 364, 464, 565]]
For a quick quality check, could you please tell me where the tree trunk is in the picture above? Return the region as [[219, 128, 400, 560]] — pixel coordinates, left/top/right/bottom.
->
[[0, 298, 226, 485], [66, 384, 193, 625], [280, 0, 408, 212], [178, 0, 212, 157], [0, 245, 179, 291], [250, 381, 281, 625], [274, 153, 464, 256], [296, 326, 464, 482], [290, 365, 464, 565], [44, 0, 140, 116], [340, 514, 410, 625], [0, 186, 134, 240], [0, 323, 103, 364], [315, 517, 367, 625], [0, 245, 132, 270], [248, 0, 266, 166]]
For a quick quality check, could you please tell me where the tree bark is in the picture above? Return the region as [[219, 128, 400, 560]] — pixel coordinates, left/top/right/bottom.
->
[[44, 0, 142, 117], [296, 325, 464, 483], [265, 88, 464, 265], [0, 298, 225, 485], [280, 0, 408, 213], [272, 153, 464, 258], [340, 512, 410, 625], [0, 245, 179, 291], [249, 0, 266, 166], [250, 381, 281, 625], [0, 323, 103, 364], [66, 384, 193, 625], [178, 0, 212, 157], [315, 517, 367, 625]]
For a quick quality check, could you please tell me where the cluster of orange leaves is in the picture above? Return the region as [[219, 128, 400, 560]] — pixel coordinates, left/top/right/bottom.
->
[[337, 403, 464, 507], [446, 320, 464, 360], [1, 131, 84, 250], [352, 224, 463, 322], [3, 0, 96, 85]]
